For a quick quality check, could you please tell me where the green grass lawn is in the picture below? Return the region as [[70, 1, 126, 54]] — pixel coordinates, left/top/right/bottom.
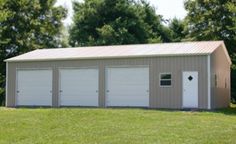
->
[[0, 105, 236, 144]]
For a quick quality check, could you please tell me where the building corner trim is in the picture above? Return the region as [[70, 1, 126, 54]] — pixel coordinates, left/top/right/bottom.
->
[[5, 62, 8, 107], [207, 55, 211, 109]]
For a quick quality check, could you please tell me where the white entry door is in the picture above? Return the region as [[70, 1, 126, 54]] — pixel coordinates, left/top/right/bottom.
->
[[106, 67, 149, 107], [182, 71, 198, 108], [59, 68, 99, 106], [17, 69, 52, 106]]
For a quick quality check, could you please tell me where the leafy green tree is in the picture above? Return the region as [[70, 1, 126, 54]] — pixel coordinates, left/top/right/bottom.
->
[[168, 18, 187, 42], [69, 0, 169, 46], [184, 0, 236, 102], [0, 0, 67, 105]]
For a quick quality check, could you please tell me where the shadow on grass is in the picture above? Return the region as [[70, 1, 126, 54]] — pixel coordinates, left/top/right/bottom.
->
[[213, 104, 236, 115]]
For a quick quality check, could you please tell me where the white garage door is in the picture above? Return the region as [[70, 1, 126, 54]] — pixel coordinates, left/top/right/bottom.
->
[[17, 69, 52, 106], [59, 68, 99, 106], [106, 67, 149, 107]]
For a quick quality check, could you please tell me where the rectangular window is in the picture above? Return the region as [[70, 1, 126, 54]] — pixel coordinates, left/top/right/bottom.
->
[[160, 73, 172, 87]]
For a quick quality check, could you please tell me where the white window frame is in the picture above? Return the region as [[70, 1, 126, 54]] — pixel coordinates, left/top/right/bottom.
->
[[159, 73, 172, 87]]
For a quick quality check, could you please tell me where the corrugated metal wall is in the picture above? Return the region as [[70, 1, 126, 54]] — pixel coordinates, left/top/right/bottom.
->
[[211, 45, 231, 108], [7, 55, 209, 109]]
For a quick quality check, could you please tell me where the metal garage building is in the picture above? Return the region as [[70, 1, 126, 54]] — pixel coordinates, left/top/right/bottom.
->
[[5, 41, 231, 109]]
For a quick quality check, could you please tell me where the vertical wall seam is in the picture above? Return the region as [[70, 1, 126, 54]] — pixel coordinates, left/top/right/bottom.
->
[[207, 55, 211, 109]]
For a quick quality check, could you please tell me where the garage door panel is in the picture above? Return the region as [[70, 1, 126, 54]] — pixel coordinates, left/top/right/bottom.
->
[[106, 67, 149, 107], [17, 70, 52, 106], [108, 98, 147, 107], [18, 99, 51, 105], [109, 85, 148, 91], [108, 94, 148, 100], [60, 68, 98, 106]]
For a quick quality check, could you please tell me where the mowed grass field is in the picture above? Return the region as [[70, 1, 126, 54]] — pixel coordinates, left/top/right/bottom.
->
[[0, 105, 236, 144]]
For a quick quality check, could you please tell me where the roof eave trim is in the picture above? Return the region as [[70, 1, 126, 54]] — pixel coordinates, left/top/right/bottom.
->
[[5, 53, 210, 62]]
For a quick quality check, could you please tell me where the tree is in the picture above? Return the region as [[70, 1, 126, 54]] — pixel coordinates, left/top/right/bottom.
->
[[0, 0, 67, 105], [184, 0, 236, 102], [69, 0, 169, 47], [184, 0, 236, 51], [168, 18, 187, 42]]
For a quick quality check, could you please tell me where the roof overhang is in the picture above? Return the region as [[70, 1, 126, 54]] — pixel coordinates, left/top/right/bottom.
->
[[5, 53, 210, 63]]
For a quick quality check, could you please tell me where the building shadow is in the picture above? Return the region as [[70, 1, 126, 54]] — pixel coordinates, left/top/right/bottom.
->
[[212, 105, 236, 115]]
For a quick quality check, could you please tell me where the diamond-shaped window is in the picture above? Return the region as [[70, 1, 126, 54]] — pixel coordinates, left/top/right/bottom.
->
[[188, 76, 193, 81]]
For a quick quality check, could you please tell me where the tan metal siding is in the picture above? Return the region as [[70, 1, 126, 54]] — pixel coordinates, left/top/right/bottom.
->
[[7, 56, 208, 109], [99, 63, 105, 107], [53, 67, 59, 107], [152, 56, 208, 109], [6, 63, 16, 107], [210, 46, 231, 109]]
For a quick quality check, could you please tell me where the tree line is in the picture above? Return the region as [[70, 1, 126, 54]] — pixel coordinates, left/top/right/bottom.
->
[[0, 0, 236, 105]]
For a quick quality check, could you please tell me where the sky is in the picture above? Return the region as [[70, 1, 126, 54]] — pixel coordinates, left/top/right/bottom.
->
[[55, 0, 187, 26]]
